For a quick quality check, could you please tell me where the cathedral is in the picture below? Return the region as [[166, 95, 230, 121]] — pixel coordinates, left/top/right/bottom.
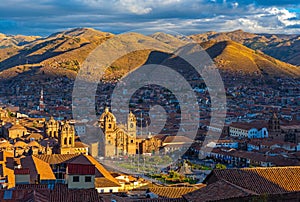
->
[[99, 107, 137, 157], [44, 117, 77, 154]]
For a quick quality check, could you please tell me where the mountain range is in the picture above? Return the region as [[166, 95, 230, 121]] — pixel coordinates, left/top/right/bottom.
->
[[0, 27, 299, 83]]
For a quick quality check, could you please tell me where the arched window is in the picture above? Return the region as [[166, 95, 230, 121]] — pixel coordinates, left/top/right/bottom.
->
[[49, 131, 52, 137], [64, 138, 67, 145], [54, 131, 57, 137], [69, 137, 72, 145]]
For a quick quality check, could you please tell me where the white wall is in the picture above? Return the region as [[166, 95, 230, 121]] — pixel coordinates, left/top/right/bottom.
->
[[96, 187, 119, 193]]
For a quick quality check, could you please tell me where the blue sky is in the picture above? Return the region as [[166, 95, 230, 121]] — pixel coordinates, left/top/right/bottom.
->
[[0, 0, 299, 36]]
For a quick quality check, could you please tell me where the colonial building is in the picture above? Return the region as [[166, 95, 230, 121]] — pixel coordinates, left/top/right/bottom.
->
[[139, 135, 162, 155], [229, 122, 268, 139], [99, 108, 195, 157], [58, 121, 75, 154], [2, 119, 27, 139], [18, 153, 120, 192], [44, 116, 59, 138], [44, 118, 86, 155], [99, 108, 137, 157]]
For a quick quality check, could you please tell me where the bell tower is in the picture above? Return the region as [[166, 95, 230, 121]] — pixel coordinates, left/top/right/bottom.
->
[[99, 107, 116, 133], [127, 111, 137, 155], [59, 121, 75, 154], [45, 116, 59, 138], [99, 107, 117, 157], [39, 88, 45, 111], [268, 113, 280, 132], [268, 113, 281, 140]]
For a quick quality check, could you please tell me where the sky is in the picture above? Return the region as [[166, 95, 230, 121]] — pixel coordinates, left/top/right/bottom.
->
[[0, 0, 299, 36]]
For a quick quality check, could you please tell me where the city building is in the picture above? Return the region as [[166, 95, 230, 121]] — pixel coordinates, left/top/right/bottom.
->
[[99, 108, 137, 157], [229, 122, 268, 139]]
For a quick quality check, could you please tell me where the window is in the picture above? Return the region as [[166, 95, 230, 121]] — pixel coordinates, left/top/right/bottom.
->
[[73, 176, 79, 182], [108, 124, 112, 129], [64, 138, 67, 145], [109, 189, 113, 193], [85, 176, 92, 182], [69, 137, 72, 145], [100, 189, 104, 193], [131, 140, 134, 143]]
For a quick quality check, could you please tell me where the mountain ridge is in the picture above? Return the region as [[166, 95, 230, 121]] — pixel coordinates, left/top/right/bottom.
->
[[0, 27, 299, 84]]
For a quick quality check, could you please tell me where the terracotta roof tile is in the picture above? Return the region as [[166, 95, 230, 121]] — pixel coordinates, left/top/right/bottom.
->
[[163, 136, 194, 144], [34, 154, 120, 188], [183, 180, 258, 202], [34, 154, 80, 164], [95, 177, 120, 188], [206, 166, 300, 194], [149, 187, 199, 198], [67, 163, 95, 175], [21, 156, 56, 183], [14, 168, 30, 175]]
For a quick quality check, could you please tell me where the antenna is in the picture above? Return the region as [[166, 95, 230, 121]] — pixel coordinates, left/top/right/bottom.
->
[[140, 111, 143, 136]]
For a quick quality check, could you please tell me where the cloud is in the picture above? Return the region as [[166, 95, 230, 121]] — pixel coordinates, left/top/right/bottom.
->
[[0, 0, 299, 36]]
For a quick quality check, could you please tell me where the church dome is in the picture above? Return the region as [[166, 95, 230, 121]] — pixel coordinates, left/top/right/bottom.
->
[[99, 107, 116, 122]]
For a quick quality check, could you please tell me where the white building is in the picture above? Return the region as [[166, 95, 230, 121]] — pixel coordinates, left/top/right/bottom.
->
[[207, 140, 239, 149], [229, 122, 268, 139]]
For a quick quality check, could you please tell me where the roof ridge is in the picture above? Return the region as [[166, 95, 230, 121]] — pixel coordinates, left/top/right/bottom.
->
[[240, 166, 300, 170], [219, 179, 258, 195]]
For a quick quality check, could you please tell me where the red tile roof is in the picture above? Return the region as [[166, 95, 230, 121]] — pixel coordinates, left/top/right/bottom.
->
[[14, 168, 30, 175], [205, 166, 300, 194], [149, 187, 199, 198], [67, 163, 95, 175], [0, 184, 103, 202], [183, 179, 258, 202]]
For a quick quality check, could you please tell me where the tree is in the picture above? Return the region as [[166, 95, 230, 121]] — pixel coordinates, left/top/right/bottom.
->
[[216, 163, 227, 169], [162, 155, 172, 164]]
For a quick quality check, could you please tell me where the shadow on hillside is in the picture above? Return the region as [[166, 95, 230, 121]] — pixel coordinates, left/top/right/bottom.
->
[[0, 38, 89, 70]]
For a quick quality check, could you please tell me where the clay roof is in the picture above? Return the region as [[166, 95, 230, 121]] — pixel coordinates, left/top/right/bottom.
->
[[34, 154, 80, 164], [67, 163, 95, 175], [0, 141, 12, 148], [0, 189, 50, 202], [14, 168, 30, 175], [95, 177, 120, 188], [25, 133, 44, 140], [34, 154, 120, 187], [49, 184, 102, 202], [149, 187, 199, 198], [2, 165, 14, 189], [14, 141, 27, 148], [205, 166, 300, 194], [28, 140, 40, 148], [0, 184, 102, 202], [21, 156, 56, 183], [183, 180, 258, 202], [163, 136, 194, 144], [84, 155, 120, 186], [74, 141, 88, 148], [8, 120, 27, 131]]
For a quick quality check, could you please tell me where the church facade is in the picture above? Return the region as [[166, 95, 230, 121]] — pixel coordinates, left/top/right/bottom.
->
[[99, 108, 137, 157], [44, 117, 83, 155]]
